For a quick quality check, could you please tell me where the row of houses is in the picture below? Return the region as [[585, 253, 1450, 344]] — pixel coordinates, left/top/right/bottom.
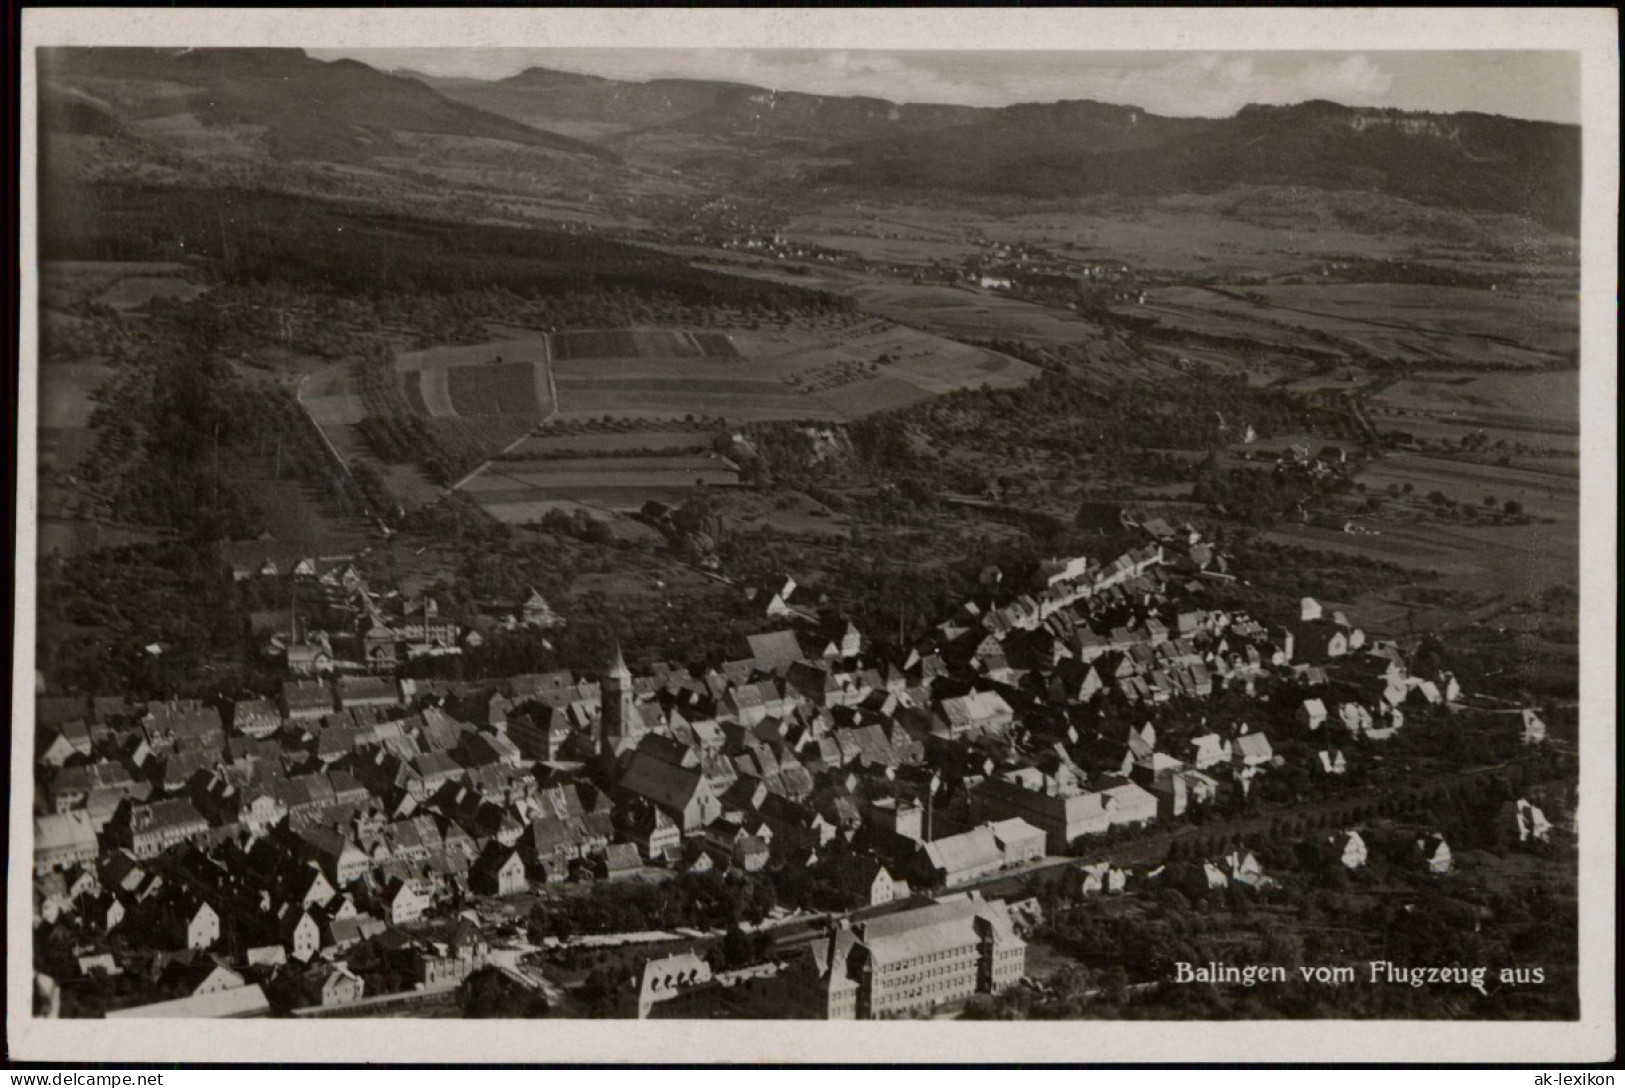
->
[[37, 518, 1544, 1016]]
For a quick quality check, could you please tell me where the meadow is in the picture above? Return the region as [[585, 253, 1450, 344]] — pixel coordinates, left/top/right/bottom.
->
[[1142, 284, 1573, 370], [1371, 370, 1578, 429], [847, 282, 1109, 346], [543, 322, 1038, 425]]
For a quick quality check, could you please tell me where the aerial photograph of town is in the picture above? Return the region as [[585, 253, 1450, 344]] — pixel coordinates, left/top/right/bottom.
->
[[23, 37, 1588, 1029]]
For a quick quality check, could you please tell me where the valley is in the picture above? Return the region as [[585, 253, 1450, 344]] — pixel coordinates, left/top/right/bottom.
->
[[25, 46, 1588, 1030]]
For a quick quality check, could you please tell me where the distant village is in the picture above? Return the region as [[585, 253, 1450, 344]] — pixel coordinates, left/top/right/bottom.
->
[[33, 515, 1557, 1020], [717, 229, 1145, 304]]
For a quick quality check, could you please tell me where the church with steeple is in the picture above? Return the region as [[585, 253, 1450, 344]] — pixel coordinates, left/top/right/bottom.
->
[[599, 642, 641, 757]]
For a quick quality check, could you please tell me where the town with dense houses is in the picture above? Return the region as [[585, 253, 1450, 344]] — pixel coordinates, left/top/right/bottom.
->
[[31, 515, 1567, 1020]]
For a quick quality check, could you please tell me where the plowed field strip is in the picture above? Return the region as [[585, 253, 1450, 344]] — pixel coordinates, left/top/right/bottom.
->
[[419, 367, 455, 418]]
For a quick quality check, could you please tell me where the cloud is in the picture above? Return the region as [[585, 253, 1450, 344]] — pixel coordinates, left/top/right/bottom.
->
[[983, 52, 1398, 116]]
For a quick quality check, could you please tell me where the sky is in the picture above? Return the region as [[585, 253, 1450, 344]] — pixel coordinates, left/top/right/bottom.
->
[[310, 49, 1581, 124]]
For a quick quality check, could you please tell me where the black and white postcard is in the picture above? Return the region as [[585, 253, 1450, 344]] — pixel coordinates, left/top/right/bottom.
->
[[9, 7, 1617, 1065]]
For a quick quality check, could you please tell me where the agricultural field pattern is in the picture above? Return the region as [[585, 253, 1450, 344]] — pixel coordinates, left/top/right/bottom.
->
[[346, 322, 1039, 518]]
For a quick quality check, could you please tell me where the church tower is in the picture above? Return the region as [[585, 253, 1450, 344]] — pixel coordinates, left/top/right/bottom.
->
[[601, 642, 638, 756]]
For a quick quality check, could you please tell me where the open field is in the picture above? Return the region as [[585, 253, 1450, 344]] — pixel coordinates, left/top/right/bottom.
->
[[462, 423, 740, 521], [1357, 452, 1577, 518], [298, 361, 446, 511], [544, 321, 1038, 426], [847, 282, 1110, 346], [512, 431, 711, 456], [395, 339, 551, 372], [1371, 370, 1578, 430], [230, 469, 377, 556], [776, 215, 985, 265], [441, 360, 553, 417], [710, 488, 852, 539], [394, 324, 1033, 438], [1368, 369, 1579, 465], [41, 260, 208, 313], [394, 338, 555, 421], [476, 497, 610, 525], [96, 275, 210, 311], [36, 519, 171, 559], [1367, 415, 1579, 457], [1266, 445, 1577, 633], [1247, 285, 1578, 359], [467, 454, 741, 493], [553, 328, 739, 361], [1142, 284, 1572, 369], [1133, 293, 1341, 358], [39, 361, 111, 431], [464, 437, 743, 521], [786, 188, 1575, 277], [38, 362, 113, 523]]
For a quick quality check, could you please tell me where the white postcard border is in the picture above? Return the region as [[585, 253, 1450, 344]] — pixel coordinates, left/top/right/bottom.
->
[[10, 6, 1617, 1065]]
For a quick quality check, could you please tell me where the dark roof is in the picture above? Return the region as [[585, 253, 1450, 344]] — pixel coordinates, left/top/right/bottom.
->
[[619, 749, 705, 813], [747, 630, 805, 674]]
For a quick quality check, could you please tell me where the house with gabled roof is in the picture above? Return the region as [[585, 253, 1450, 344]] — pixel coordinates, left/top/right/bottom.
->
[[294, 826, 370, 886], [470, 844, 528, 897], [1521, 709, 1548, 745], [617, 746, 721, 834], [311, 962, 366, 1007], [337, 676, 401, 711], [720, 679, 792, 727], [1339, 703, 1375, 736], [121, 799, 211, 860], [934, 691, 1014, 739], [1233, 732, 1274, 767], [287, 644, 334, 678], [1100, 781, 1157, 828], [519, 587, 565, 629], [987, 818, 1045, 866], [974, 776, 1110, 854], [227, 699, 282, 740], [38, 717, 93, 768], [282, 681, 335, 721], [35, 812, 99, 871], [593, 841, 639, 881], [1187, 733, 1231, 770], [1225, 850, 1271, 889], [377, 871, 430, 921], [1335, 830, 1368, 870], [1418, 834, 1453, 874], [1078, 861, 1128, 897], [849, 857, 908, 907], [1510, 798, 1553, 844], [281, 906, 323, 961], [921, 825, 1004, 888]]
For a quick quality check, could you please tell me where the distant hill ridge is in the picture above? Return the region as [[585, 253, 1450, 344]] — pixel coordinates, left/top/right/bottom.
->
[[38, 47, 621, 164], [35, 49, 1580, 234], [424, 65, 1579, 233]]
